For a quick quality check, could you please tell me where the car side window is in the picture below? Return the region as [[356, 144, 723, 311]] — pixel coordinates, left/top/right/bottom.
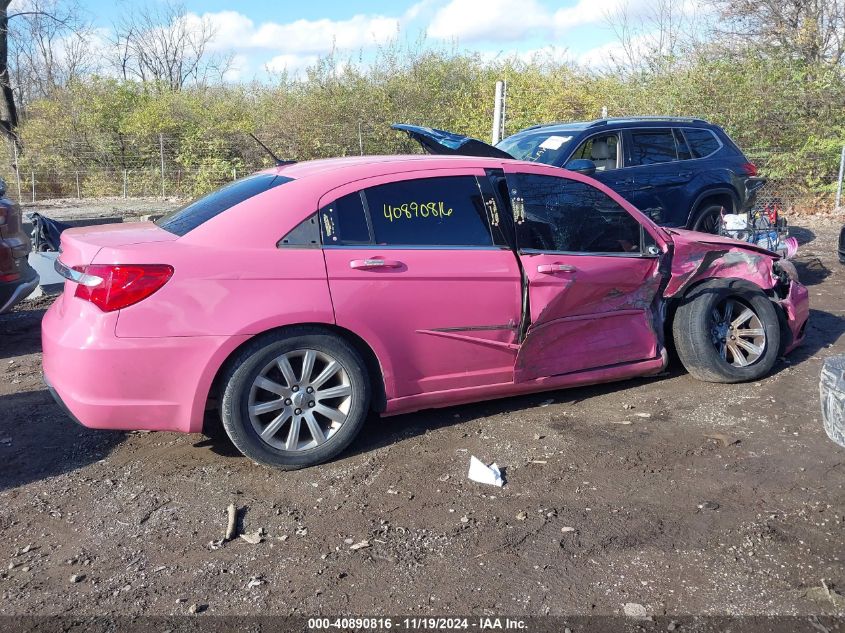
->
[[570, 133, 619, 171], [681, 128, 721, 158], [626, 129, 678, 166], [319, 192, 371, 245], [363, 176, 495, 247], [512, 174, 642, 254]]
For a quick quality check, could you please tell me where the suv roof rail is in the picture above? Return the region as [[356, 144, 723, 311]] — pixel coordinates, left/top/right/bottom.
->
[[587, 116, 709, 127], [516, 116, 711, 135]]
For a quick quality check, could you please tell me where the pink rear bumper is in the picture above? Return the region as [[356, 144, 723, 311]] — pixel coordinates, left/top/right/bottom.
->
[[41, 296, 248, 433]]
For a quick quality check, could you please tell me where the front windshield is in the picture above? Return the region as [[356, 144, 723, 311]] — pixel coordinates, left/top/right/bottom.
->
[[496, 131, 576, 165]]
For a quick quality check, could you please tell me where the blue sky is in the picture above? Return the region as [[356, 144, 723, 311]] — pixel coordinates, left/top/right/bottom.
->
[[68, 0, 666, 80]]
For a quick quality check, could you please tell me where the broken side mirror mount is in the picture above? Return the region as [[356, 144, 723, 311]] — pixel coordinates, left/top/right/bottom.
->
[[564, 159, 596, 176]]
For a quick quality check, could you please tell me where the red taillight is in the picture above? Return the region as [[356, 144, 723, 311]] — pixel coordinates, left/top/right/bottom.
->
[[0, 272, 20, 282], [742, 162, 758, 176], [72, 264, 173, 312]]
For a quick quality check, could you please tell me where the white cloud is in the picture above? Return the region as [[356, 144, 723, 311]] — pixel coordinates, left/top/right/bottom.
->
[[265, 54, 320, 76], [188, 11, 399, 55], [428, 0, 549, 42]]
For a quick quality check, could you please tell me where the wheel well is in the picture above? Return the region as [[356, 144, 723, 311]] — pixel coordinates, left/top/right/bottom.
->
[[690, 192, 735, 227], [206, 324, 387, 422]]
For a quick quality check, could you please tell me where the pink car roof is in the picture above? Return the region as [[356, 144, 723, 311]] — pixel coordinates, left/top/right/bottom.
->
[[262, 154, 515, 185]]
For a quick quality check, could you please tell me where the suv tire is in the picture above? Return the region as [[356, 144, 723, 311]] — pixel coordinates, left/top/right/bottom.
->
[[691, 203, 725, 234]]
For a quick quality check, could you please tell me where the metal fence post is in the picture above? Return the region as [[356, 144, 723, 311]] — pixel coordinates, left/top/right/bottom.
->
[[31, 171, 35, 203], [232, 167, 236, 181], [75, 171, 81, 198], [159, 133, 166, 198], [123, 169, 128, 198], [358, 121, 364, 156], [12, 142, 21, 202], [835, 144, 845, 210]]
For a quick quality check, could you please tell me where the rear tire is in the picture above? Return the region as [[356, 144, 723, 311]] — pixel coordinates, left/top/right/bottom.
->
[[219, 327, 371, 469], [672, 279, 780, 383], [691, 203, 724, 234]]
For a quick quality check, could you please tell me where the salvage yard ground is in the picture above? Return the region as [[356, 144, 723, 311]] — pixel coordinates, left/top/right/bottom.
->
[[1, 206, 844, 617]]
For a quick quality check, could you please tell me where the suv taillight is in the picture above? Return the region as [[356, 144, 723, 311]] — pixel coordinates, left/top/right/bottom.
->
[[71, 264, 173, 312], [742, 162, 758, 176]]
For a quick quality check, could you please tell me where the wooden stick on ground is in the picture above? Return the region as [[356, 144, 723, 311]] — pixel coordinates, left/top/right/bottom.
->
[[225, 503, 237, 541]]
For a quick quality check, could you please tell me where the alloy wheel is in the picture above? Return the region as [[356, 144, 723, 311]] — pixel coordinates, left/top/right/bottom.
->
[[710, 298, 767, 367], [247, 349, 353, 451]]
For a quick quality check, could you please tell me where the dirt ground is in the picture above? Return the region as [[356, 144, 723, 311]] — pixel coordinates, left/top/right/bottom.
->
[[1, 212, 845, 621]]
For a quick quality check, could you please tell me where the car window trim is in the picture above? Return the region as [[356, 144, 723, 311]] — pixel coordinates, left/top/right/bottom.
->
[[357, 189, 376, 243], [322, 244, 513, 251], [518, 247, 657, 258]]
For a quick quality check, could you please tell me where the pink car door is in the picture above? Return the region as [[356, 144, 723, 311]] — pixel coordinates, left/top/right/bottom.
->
[[502, 166, 666, 382], [320, 169, 522, 399]]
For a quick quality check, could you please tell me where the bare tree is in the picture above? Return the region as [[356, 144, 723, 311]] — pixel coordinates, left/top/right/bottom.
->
[[710, 0, 845, 65], [111, 1, 231, 90], [8, 0, 98, 105], [0, 1, 18, 142], [603, 0, 711, 74]]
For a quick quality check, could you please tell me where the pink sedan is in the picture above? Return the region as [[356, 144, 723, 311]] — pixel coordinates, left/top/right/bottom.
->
[[42, 156, 809, 469]]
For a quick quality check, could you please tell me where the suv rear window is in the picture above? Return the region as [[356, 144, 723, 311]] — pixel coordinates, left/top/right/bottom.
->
[[157, 174, 293, 236], [682, 128, 721, 158]]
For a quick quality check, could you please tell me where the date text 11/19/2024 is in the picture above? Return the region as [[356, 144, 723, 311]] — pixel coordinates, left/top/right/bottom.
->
[[307, 617, 528, 630]]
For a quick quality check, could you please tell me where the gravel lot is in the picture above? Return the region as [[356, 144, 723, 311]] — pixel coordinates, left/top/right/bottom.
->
[[1, 211, 844, 620]]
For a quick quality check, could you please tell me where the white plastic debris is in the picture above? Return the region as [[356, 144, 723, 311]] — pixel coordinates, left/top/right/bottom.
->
[[467, 456, 504, 487]]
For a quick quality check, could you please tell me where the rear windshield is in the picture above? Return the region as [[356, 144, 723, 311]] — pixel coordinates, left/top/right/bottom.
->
[[496, 131, 577, 165], [156, 174, 294, 236]]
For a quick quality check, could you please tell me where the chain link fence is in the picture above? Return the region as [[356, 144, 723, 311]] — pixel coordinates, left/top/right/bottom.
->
[[1, 132, 842, 214]]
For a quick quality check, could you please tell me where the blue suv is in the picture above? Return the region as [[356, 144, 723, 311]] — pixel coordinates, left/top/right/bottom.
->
[[394, 118, 763, 234]]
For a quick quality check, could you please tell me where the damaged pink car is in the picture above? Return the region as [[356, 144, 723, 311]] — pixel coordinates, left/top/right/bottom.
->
[[42, 156, 809, 469]]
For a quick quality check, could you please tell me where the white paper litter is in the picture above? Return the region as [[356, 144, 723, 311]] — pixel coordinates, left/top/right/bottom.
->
[[467, 456, 504, 487]]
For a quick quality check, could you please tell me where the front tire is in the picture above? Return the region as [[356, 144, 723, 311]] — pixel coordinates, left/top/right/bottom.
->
[[672, 279, 780, 383], [219, 327, 371, 469]]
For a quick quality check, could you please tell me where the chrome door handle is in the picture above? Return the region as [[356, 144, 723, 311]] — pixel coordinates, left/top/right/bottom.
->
[[537, 264, 576, 274], [349, 258, 403, 270]]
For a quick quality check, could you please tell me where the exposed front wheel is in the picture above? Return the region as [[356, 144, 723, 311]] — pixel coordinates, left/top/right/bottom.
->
[[672, 279, 781, 383], [220, 328, 371, 469]]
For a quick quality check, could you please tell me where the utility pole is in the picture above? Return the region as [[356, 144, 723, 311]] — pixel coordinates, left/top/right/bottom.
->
[[836, 144, 845, 210], [492, 80, 504, 145]]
